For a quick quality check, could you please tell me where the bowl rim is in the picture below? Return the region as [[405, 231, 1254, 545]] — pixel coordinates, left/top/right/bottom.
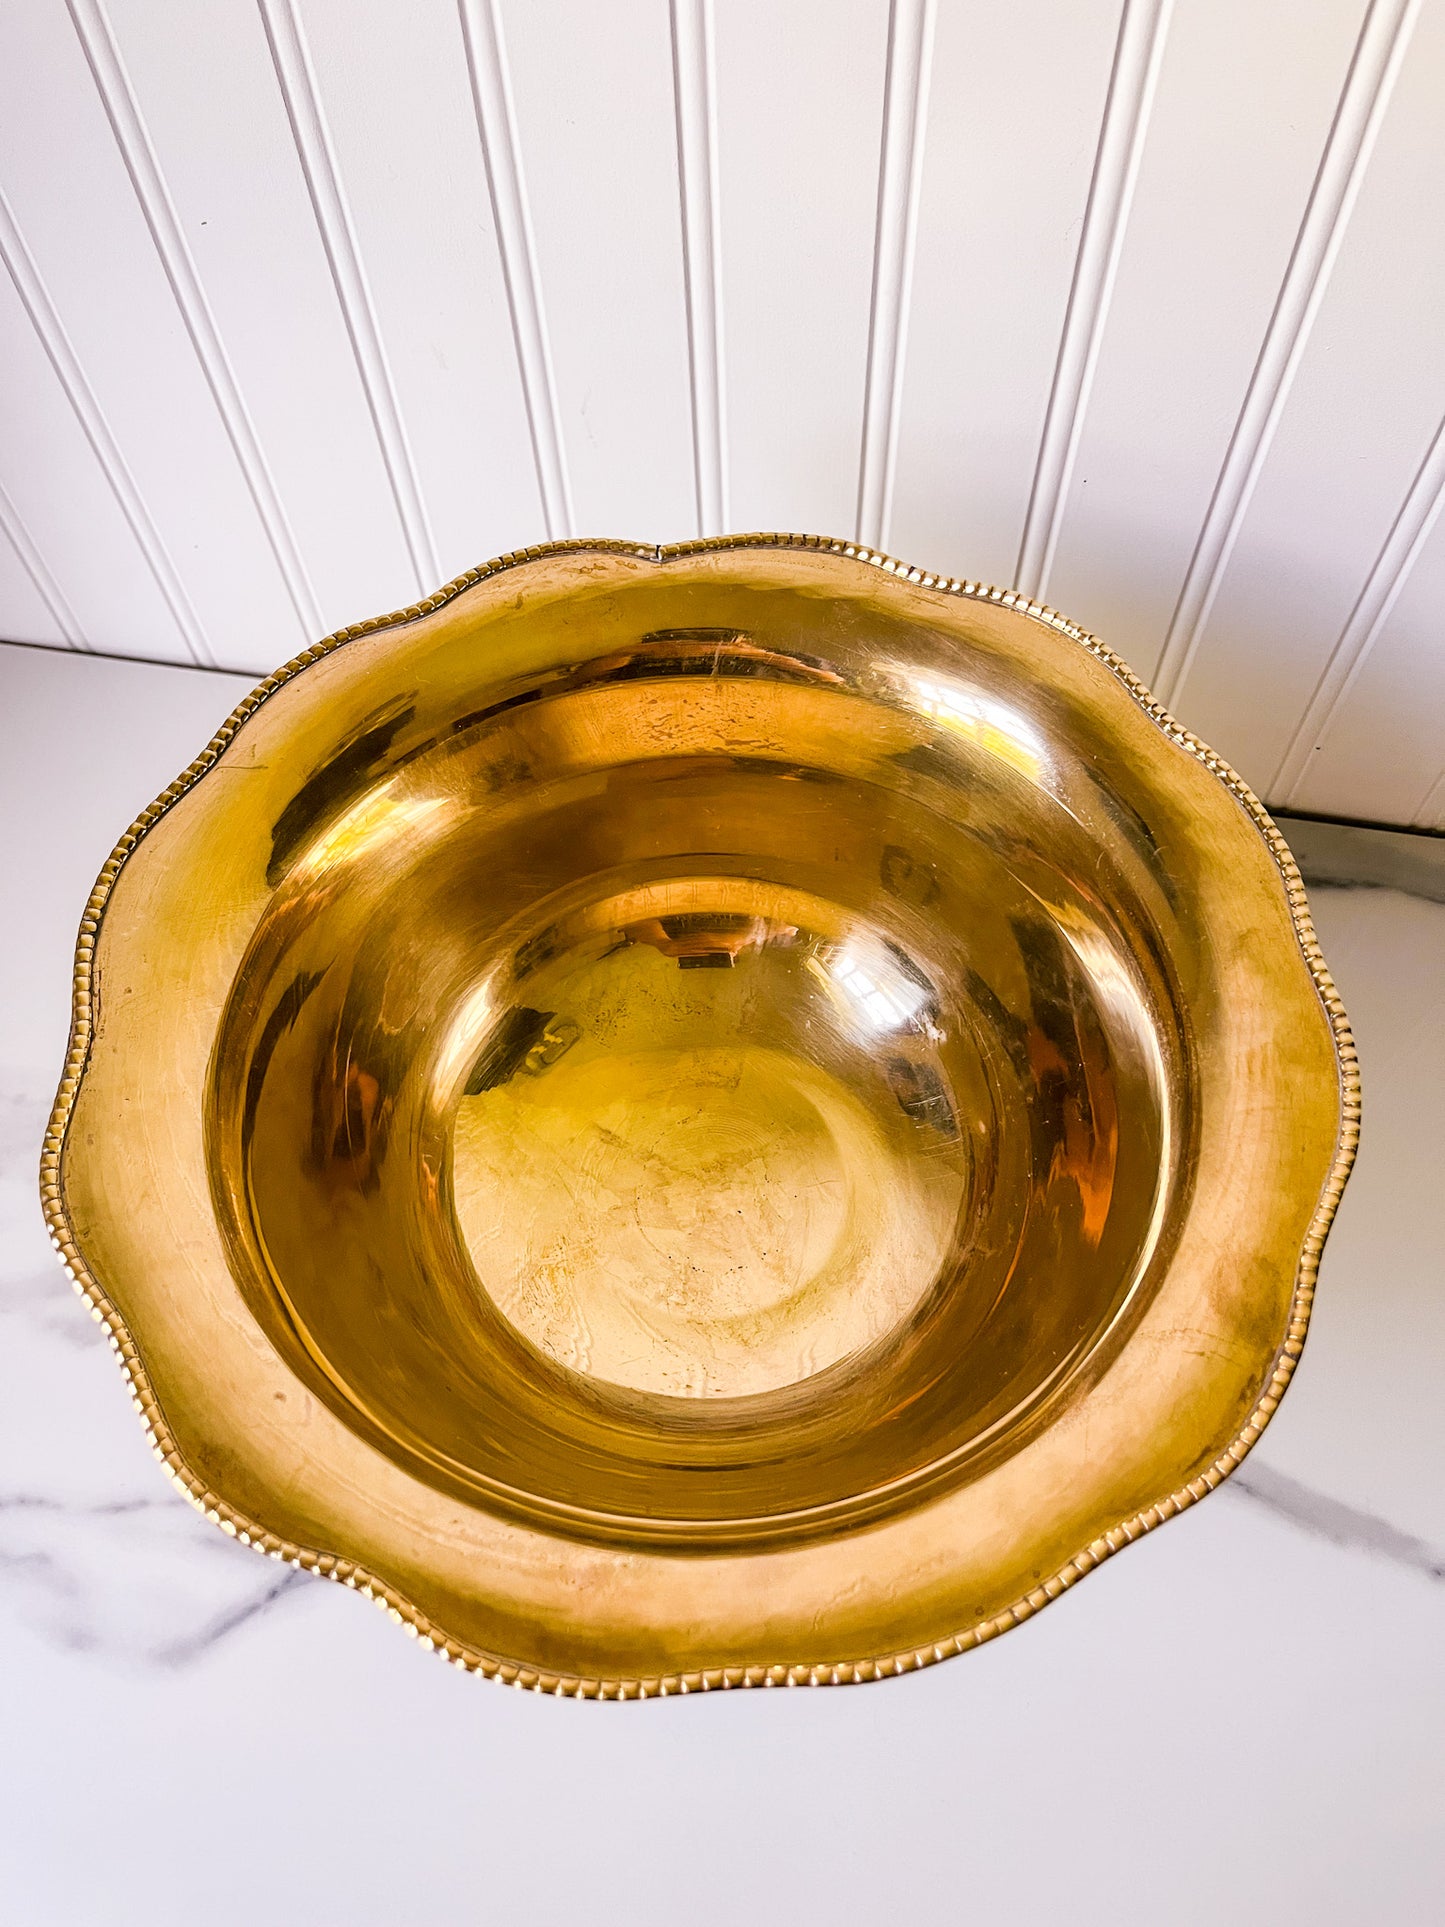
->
[[39, 532, 1359, 1696]]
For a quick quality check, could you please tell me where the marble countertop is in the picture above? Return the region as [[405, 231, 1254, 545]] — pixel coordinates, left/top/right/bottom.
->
[[3, 640, 1441, 1925]]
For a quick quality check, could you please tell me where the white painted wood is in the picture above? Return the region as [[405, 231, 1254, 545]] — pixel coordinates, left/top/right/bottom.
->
[[0, 536, 66, 655], [0, 262, 182, 659], [101, 0, 419, 653], [856, 0, 935, 554], [1157, 0, 1421, 712], [1286, 501, 1445, 829], [258, 0, 442, 596], [502, 0, 695, 542], [0, 478, 81, 650], [1175, 0, 1445, 803], [1417, 770, 1445, 833], [889, 0, 1121, 590], [670, 0, 728, 536], [1276, 416, 1445, 819], [0, 0, 1443, 818], [712, 0, 890, 538], [456, 0, 573, 543], [298, 0, 545, 582], [1014, 0, 1174, 606], [0, 3, 312, 667], [0, 173, 213, 666], [67, 0, 324, 641], [1043, 0, 1371, 687]]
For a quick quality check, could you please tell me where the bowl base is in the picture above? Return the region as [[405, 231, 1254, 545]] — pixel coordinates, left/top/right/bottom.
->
[[450, 887, 967, 1400]]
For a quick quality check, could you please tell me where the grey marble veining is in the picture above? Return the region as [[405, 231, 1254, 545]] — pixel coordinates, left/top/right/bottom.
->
[[0, 1493, 309, 1665], [1, 1082, 317, 1668], [1228, 1464, 1445, 1585]]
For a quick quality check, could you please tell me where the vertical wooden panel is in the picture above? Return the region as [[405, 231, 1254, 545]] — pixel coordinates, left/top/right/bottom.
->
[[1171, 0, 1444, 797], [0, 502, 72, 652], [103, 0, 418, 650], [712, 0, 890, 537], [890, 0, 1121, 587], [0, 0, 1442, 820], [1042, 0, 1367, 681], [501, 0, 694, 542], [670, 0, 727, 534], [855, 0, 935, 555], [0, 266, 176, 656], [299, 0, 546, 583], [1287, 507, 1445, 827], [0, 5, 301, 667]]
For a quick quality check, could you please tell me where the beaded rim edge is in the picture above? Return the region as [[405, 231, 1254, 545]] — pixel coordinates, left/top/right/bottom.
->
[[38, 532, 1360, 1698]]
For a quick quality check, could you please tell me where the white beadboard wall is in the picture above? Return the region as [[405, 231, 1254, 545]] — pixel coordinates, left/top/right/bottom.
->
[[0, 0, 1442, 827]]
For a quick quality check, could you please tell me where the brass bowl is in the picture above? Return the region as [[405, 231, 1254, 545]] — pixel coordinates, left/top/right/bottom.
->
[[43, 537, 1356, 1694]]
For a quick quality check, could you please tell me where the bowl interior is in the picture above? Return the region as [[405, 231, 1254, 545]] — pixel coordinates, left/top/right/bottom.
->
[[209, 608, 1192, 1551]]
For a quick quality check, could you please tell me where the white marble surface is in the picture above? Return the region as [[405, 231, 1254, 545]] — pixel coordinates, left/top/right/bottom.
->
[[2, 639, 1441, 1925]]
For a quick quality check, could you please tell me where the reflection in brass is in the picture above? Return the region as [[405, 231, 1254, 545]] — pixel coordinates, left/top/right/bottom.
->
[[42, 538, 1357, 1694]]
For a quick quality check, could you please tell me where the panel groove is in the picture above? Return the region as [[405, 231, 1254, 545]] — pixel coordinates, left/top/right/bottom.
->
[[458, 0, 573, 541], [1414, 766, 1445, 831], [259, 0, 441, 593], [69, 0, 322, 640], [0, 477, 86, 647], [670, 0, 728, 537], [1274, 411, 1445, 804], [1154, 0, 1420, 707], [0, 0, 1440, 824], [856, 0, 934, 554], [0, 184, 212, 664], [1014, 0, 1172, 602]]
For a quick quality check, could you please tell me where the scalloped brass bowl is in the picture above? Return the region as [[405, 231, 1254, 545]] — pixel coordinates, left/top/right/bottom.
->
[[46, 539, 1353, 1691]]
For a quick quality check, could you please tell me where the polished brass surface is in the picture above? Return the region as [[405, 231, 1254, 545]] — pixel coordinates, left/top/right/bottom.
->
[[44, 537, 1356, 1692]]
